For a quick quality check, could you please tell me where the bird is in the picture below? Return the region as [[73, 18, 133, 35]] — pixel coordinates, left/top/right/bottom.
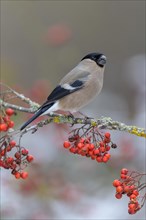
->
[[20, 52, 106, 130]]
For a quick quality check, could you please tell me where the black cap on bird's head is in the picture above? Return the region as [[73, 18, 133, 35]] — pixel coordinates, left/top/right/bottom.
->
[[81, 52, 106, 67]]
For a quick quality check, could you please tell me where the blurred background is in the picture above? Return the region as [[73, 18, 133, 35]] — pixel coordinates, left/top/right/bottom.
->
[[1, 1, 145, 219]]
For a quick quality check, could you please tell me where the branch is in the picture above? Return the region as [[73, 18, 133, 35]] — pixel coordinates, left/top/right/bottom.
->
[[0, 82, 145, 138], [0, 82, 39, 112], [0, 82, 39, 107], [0, 99, 36, 113], [20, 113, 146, 138]]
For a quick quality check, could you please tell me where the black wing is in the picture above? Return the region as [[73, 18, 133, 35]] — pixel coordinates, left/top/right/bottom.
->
[[36, 80, 84, 112], [47, 80, 84, 102]]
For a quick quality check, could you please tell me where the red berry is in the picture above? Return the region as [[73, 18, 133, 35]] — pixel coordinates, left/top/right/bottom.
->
[[104, 153, 111, 159], [3, 116, 10, 123], [124, 185, 130, 193], [113, 179, 122, 187], [14, 172, 21, 179], [128, 203, 136, 209], [130, 194, 137, 200], [104, 132, 111, 139], [93, 148, 100, 155], [96, 156, 102, 163], [120, 174, 127, 179], [88, 150, 94, 156], [21, 149, 29, 155], [80, 151, 86, 156], [88, 143, 95, 150], [99, 146, 106, 153], [115, 193, 122, 199], [74, 135, 80, 140], [133, 190, 139, 196], [0, 123, 8, 132], [121, 168, 128, 175], [14, 152, 21, 159], [104, 138, 111, 143], [5, 108, 14, 116], [80, 138, 85, 143], [9, 140, 16, 147], [2, 163, 9, 169], [102, 156, 109, 163], [0, 150, 6, 156], [77, 142, 84, 149], [69, 147, 77, 153], [0, 160, 4, 167], [129, 185, 135, 191], [77, 149, 82, 155], [26, 155, 34, 162], [63, 141, 71, 148], [128, 208, 136, 214], [116, 186, 123, 193], [21, 171, 28, 179], [91, 155, 96, 160], [82, 144, 89, 152], [105, 145, 110, 151], [8, 121, 15, 128], [6, 146, 11, 152], [99, 141, 104, 147], [6, 157, 14, 164]]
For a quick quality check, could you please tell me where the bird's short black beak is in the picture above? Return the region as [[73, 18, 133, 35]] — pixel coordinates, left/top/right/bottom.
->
[[98, 55, 107, 67]]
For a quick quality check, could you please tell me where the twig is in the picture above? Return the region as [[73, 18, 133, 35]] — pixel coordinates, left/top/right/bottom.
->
[[0, 99, 36, 113], [0, 82, 39, 109]]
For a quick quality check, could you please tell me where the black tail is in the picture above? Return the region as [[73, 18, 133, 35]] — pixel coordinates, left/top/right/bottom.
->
[[20, 103, 54, 130]]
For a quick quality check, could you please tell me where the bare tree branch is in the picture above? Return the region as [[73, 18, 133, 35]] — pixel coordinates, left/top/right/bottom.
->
[[0, 99, 35, 113]]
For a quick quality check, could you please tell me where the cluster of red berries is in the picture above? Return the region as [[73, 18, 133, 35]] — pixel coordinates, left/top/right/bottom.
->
[[0, 139, 34, 179], [63, 131, 116, 163], [0, 108, 15, 132], [0, 108, 34, 179], [113, 168, 142, 215]]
